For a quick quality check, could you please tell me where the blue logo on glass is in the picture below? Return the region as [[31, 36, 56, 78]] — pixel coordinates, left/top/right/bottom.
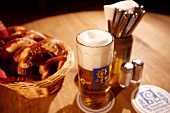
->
[[93, 65, 109, 84]]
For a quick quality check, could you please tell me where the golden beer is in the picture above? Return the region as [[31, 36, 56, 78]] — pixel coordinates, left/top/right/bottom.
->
[[78, 65, 112, 109], [76, 29, 114, 109]]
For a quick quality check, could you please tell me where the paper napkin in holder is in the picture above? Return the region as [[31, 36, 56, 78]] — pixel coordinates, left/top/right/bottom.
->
[[104, 0, 138, 33], [104, 0, 139, 80]]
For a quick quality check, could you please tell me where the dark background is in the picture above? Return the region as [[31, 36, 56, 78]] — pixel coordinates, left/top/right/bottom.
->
[[0, 0, 169, 26]]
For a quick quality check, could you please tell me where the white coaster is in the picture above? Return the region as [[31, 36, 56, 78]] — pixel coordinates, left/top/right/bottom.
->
[[131, 85, 170, 113], [76, 92, 115, 113]]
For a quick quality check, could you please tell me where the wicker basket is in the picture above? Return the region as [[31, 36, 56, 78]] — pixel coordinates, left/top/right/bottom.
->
[[0, 41, 75, 99]]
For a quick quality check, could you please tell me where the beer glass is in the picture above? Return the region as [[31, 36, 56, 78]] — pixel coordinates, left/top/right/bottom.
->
[[76, 29, 114, 110]]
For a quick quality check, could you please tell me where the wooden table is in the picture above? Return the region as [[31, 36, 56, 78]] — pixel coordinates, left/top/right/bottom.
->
[[0, 10, 170, 113]]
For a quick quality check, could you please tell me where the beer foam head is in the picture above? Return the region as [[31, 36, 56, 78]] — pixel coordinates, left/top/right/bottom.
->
[[77, 29, 114, 71], [77, 29, 112, 47]]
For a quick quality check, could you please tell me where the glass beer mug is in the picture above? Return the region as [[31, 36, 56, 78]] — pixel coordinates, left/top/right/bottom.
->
[[76, 29, 114, 110]]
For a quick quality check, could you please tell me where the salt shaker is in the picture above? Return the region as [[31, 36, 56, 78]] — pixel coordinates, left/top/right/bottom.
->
[[118, 62, 133, 88], [131, 59, 144, 83]]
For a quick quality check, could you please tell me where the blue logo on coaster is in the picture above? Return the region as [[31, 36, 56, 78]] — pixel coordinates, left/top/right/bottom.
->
[[133, 86, 170, 113], [139, 89, 161, 105]]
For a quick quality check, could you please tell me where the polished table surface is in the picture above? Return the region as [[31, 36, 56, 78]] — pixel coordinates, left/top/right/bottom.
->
[[0, 10, 170, 113]]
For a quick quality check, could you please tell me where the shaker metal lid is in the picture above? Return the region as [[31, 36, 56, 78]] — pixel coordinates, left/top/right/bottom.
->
[[131, 85, 170, 113], [132, 59, 144, 82], [121, 62, 133, 71], [132, 59, 144, 66]]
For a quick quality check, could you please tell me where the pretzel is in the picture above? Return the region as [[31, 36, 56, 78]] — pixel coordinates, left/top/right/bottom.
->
[[0, 40, 5, 62], [17, 38, 68, 81], [7, 26, 26, 34], [0, 38, 36, 76], [6, 26, 49, 42], [39, 56, 67, 80], [8, 44, 33, 78], [0, 24, 68, 82]]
